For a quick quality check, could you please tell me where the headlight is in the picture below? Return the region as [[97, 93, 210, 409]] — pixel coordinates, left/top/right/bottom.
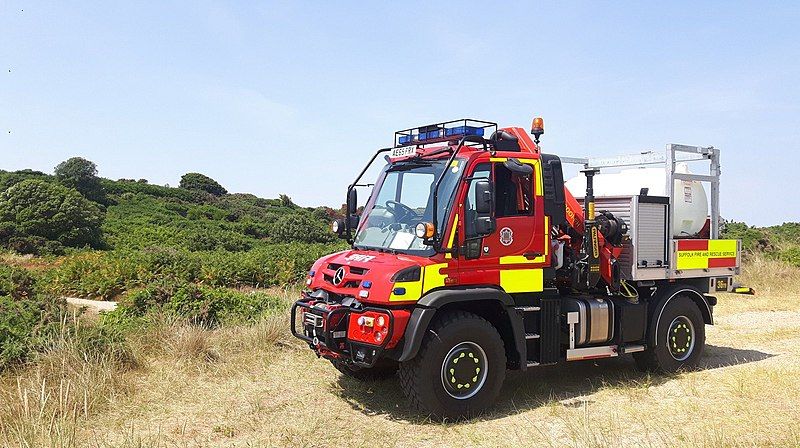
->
[[415, 222, 435, 239], [391, 266, 421, 283], [332, 218, 347, 235]]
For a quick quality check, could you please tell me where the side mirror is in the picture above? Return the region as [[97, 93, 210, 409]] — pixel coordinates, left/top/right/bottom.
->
[[347, 188, 358, 216], [475, 180, 492, 215], [475, 217, 495, 235], [503, 158, 533, 176], [348, 214, 359, 230]]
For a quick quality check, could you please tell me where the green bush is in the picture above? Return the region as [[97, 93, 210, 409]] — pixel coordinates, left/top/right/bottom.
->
[[42, 243, 343, 300], [0, 264, 65, 368], [179, 173, 228, 196], [776, 247, 800, 267], [271, 213, 335, 244], [0, 169, 51, 191], [115, 283, 285, 326], [102, 178, 205, 203], [0, 179, 104, 250], [54, 157, 107, 204]]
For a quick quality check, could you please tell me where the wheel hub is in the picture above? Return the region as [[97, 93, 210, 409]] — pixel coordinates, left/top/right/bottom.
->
[[441, 342, 487, 400], [668, 316, 695, 361]]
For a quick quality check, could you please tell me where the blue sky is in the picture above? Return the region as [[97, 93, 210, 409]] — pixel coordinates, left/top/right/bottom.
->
[[2, 1, 798, 226]]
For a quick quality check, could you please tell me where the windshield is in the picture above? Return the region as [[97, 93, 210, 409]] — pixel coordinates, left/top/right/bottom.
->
[[354, 158, 463, 255]]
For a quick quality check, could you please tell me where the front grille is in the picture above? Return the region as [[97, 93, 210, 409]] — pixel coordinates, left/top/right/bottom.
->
[[324, 263, 369, 288]]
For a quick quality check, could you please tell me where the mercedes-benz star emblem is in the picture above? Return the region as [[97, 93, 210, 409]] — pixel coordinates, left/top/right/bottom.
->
[[332, 267, 346, 286]]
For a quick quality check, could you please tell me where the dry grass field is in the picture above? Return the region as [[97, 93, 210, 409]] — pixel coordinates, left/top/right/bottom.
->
[[3, 256, 800, 447]]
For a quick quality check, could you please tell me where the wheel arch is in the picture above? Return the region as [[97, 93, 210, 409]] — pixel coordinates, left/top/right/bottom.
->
[[649, 284, 714, 347], [396, 286, 525, 368]]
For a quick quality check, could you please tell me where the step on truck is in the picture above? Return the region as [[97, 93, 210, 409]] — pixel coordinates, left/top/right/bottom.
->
[[291, 118, 740, 419]]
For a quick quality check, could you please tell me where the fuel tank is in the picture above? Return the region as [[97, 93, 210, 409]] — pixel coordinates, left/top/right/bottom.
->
[[562, 297, 614, 345], [565, 163, 708, 237]]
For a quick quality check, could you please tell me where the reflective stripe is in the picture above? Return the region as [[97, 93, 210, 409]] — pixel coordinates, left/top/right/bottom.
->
[[708, 239, 738, 256], [488, 157, 543, 196], [445, 214, 459, 259], [389, 278, 422, 302], [423, 263, 448, 293], [499, 255, 544, 264], [499, 268, 543, 293], [389, 263, 448, 301], [676, 239, 738, 270]]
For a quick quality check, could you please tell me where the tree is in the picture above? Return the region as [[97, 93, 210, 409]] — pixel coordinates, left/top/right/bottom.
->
[[278, 194, 295, 208], [54, 157, 106, 203], [179, 173, 228, 196], [0, 179, 104, 250]]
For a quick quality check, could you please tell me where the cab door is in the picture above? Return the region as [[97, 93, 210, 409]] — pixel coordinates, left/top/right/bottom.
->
[[456, 157, 548, 294]]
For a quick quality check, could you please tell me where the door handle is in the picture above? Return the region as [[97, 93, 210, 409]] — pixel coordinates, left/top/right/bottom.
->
[[523, 252, 543, 260]]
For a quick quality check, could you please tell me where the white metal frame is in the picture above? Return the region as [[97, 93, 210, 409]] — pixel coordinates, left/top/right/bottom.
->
[[562, 144, 721, 238], [562, 144, 738, 281]]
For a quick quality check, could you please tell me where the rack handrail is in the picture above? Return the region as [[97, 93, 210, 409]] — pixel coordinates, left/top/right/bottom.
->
[[561, 144, 721, 239]]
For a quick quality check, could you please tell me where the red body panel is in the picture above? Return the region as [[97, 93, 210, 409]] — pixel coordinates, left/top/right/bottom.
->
[[307, 249, 448, 306], [301, 125, 627, 353]]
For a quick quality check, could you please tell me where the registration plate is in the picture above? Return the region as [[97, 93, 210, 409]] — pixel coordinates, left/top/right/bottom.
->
[[390, 146, 417, 159]]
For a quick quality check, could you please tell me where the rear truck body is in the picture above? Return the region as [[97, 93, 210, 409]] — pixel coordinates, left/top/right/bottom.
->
[[290, 118, 740, 419]]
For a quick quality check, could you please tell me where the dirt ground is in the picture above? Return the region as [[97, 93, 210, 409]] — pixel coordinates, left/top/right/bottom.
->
[[59, 287, 800, 448]]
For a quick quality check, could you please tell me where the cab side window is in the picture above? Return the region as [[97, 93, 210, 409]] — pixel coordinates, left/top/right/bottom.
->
[[465, 163, 492, 237], [495, 163, 532, 217]]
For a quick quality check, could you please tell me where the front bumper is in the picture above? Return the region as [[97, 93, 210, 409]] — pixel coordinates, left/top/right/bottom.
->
[[290, 292, 394, 368]]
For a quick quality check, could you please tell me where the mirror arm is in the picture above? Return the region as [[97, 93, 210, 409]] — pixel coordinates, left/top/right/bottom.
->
[[346, 147, 392, 243]]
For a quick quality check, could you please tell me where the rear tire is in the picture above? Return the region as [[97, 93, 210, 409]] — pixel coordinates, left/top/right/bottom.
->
[[331, 359, 398, 381], [399, 310, 506, 420], [634, 295, 705, 373]]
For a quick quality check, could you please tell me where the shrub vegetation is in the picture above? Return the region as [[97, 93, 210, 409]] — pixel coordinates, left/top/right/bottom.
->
[[0, 157, 346, 369], [179, 172, 228, 196], [0, 179, 104, 254]]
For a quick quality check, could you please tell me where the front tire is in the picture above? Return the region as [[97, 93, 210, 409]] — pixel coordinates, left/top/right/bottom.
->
[[399, 311, 506, 420], [634, 295, 705, 373]]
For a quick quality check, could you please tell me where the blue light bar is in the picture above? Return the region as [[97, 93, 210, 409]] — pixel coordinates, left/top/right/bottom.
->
[[445, 126, 484, 137], [397, 125, 484, 146], [398, 135, 415, 145]]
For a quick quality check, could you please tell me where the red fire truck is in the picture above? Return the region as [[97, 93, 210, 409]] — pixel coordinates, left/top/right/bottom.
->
[[291, 118, 740, 418]]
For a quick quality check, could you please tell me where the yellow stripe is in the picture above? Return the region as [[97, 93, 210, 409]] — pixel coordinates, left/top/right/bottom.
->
[[423, 263, 448, 293], [676, 239, 738, 270], [389, 278, 422, 302], [676, 255, 708, 270], [516, 159, 543, 196], [445, 214, 459, 259], [389, 263, 448, 301], [708, 240, 737, 258], [499, 269, 543, 293], [490, 158, 543, 196], [499, 255, 541, 265]]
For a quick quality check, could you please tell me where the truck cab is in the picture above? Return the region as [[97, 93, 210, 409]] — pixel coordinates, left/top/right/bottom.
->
[[291, 118, 739, 419]]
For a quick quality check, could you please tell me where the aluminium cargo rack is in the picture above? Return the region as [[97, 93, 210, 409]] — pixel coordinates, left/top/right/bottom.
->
[[561, 144, 739, 285]]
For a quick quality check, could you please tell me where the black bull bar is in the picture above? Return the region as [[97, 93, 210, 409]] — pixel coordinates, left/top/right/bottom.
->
[[290, 294, 395, 367]]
